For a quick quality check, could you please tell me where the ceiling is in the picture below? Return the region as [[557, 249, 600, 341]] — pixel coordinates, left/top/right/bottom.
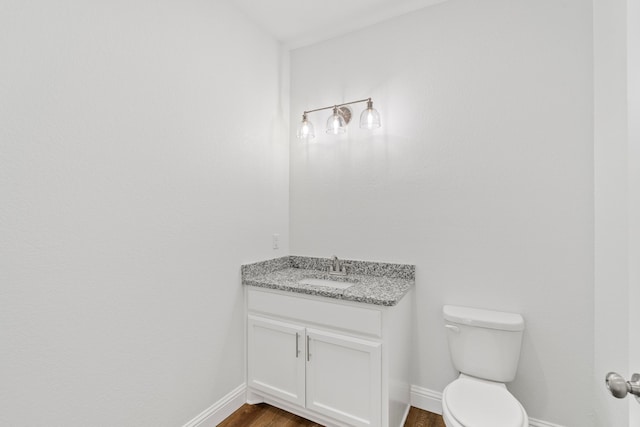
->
[[228, 0, 449, 50]]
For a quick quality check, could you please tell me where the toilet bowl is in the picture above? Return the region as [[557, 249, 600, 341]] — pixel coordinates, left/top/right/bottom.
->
[[441, 375, 528, 427], [442, 305, 528, 427]]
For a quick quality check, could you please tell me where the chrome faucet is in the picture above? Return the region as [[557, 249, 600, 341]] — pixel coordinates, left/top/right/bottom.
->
[[328, 255, 350, 276]]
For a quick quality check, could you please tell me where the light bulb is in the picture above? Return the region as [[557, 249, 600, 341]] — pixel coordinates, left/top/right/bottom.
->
[[326, 106, 347, 134], [296, 113, 315, 140], [359, 99, 381, 130]]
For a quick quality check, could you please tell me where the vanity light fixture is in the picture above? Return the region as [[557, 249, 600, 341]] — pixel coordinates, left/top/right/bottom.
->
[[296, 97, 381, 140]]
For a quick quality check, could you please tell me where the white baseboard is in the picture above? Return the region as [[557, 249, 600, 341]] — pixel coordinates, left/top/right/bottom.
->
[[410, 384, 565, 427], [182, 383, 246, 427], [183, 382, 565, 427], [399, 403, 412, 427], [410, 385, 443, 415]]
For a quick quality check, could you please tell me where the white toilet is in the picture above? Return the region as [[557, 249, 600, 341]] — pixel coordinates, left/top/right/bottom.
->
[[442, 305, 529, 427]]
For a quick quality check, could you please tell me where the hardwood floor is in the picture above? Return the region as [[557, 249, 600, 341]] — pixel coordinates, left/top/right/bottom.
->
[[403, 407, 446, 427], [217, 404, 446, 427]]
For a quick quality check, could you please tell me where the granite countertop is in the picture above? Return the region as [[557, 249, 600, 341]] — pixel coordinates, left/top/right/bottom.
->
[[241, 256, 415, 307]]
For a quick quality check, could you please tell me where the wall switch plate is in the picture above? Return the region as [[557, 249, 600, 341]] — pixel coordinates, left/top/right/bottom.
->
[[272, 234, 279, 250]]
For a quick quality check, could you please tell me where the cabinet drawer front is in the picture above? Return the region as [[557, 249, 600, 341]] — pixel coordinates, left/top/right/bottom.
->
[[248, 289, 382, 337]]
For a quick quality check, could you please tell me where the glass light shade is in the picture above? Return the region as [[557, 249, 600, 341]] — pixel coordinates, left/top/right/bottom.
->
[[326, 107, 347, 134], [359, 101, 381, 129], [296, 114, 315, 139]]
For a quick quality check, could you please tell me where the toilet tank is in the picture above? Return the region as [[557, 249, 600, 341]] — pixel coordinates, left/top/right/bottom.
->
[[443, 305, 525, 383]]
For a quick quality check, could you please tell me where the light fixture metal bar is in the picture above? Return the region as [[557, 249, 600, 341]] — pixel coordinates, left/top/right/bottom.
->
[[303, 98, 372, 115]]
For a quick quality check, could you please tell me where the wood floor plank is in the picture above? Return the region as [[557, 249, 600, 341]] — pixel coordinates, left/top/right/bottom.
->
[[217, 403, 274, 427], [252, 404, 290, 427], [404, 406, 446, 427], [217, 403, 444, 427]]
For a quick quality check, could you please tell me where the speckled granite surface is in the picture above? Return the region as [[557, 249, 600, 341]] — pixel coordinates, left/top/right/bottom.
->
[[242, 256, 414, 306]]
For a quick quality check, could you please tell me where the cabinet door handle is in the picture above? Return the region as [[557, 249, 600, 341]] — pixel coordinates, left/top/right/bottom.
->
[[306, 335, 311, 361], [295, 332, 300, 358]]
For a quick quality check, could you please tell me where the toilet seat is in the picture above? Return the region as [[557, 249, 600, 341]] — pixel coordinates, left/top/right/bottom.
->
[[442, 376, 528, 427]]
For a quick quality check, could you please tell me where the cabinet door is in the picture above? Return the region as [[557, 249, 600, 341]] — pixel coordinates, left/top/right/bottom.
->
[[305, 328, 381, 427], [247, 315, 306, 406]]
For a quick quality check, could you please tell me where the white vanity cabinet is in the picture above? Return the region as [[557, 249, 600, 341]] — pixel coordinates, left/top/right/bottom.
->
[[246, 287, 413, 427]]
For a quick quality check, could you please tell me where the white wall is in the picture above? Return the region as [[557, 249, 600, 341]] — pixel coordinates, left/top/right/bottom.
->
[[289, 1, 594, 425], [0, 1, 288, 426]]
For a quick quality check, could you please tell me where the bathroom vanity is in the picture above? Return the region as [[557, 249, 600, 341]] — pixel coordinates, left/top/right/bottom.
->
[[242, 256, 415, 427]]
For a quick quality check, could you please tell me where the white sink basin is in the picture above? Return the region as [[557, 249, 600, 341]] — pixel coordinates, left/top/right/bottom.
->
[[298, 278, 355, 290]]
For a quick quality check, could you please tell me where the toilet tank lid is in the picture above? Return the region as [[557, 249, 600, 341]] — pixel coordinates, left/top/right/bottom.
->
[[443, 305, 524, 331]]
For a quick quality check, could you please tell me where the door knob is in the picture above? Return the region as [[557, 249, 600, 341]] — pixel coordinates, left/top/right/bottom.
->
[[606, 372, 640, 402]]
